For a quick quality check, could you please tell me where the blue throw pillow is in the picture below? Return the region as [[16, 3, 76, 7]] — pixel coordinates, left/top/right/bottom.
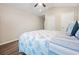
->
[[66, 21, 79, 36], [75, 29, 79, 39]]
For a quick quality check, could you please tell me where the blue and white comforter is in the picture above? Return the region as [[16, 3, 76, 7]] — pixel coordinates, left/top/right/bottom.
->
[[19, 30, 79, 55]]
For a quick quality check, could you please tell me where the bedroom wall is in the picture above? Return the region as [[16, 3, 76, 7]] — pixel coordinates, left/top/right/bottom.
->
[[44, 7, 78, 31], [0, 5, 44, 45]]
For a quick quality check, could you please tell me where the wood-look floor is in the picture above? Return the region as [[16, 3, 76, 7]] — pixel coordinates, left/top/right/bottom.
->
[[0, 40, 20, 55]]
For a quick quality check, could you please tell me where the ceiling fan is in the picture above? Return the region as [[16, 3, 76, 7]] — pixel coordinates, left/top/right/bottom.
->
[[34, 3, 46, 7]]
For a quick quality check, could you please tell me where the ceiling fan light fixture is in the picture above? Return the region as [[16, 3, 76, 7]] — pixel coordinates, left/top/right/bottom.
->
[[39, 9, 42, 12]]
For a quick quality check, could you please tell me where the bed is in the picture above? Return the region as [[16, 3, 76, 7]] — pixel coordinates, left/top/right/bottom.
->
[[19, 30, 79, 55]]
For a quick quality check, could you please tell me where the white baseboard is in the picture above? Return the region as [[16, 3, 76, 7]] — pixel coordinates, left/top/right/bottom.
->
[[0, 38, 18, 45]]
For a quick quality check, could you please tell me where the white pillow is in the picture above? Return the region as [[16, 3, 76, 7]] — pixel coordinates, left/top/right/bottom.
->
[[75, 29, 79, 39], [66, 21, 76, 36], [66, 23, 74, 35]]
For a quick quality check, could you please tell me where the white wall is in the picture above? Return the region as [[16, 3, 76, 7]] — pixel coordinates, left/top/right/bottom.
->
[[0, 5, 44, 45], [44, 7, 78, 31]]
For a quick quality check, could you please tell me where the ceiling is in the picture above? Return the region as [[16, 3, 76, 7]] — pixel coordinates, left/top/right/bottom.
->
[[0, 3, 79, 16]]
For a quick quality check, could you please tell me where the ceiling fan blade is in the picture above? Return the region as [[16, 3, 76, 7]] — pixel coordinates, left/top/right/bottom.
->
[[34, 3, 38, 7], [42, 3, 46, 7]]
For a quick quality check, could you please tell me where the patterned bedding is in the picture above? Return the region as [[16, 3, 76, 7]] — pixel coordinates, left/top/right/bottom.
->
[[19, 30, 79, 55]]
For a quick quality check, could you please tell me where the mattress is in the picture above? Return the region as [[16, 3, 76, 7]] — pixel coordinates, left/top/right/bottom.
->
[[19, 30, 79, 55]]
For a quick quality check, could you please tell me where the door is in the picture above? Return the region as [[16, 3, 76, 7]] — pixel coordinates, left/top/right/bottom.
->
[[44, 15, 55, 30]]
